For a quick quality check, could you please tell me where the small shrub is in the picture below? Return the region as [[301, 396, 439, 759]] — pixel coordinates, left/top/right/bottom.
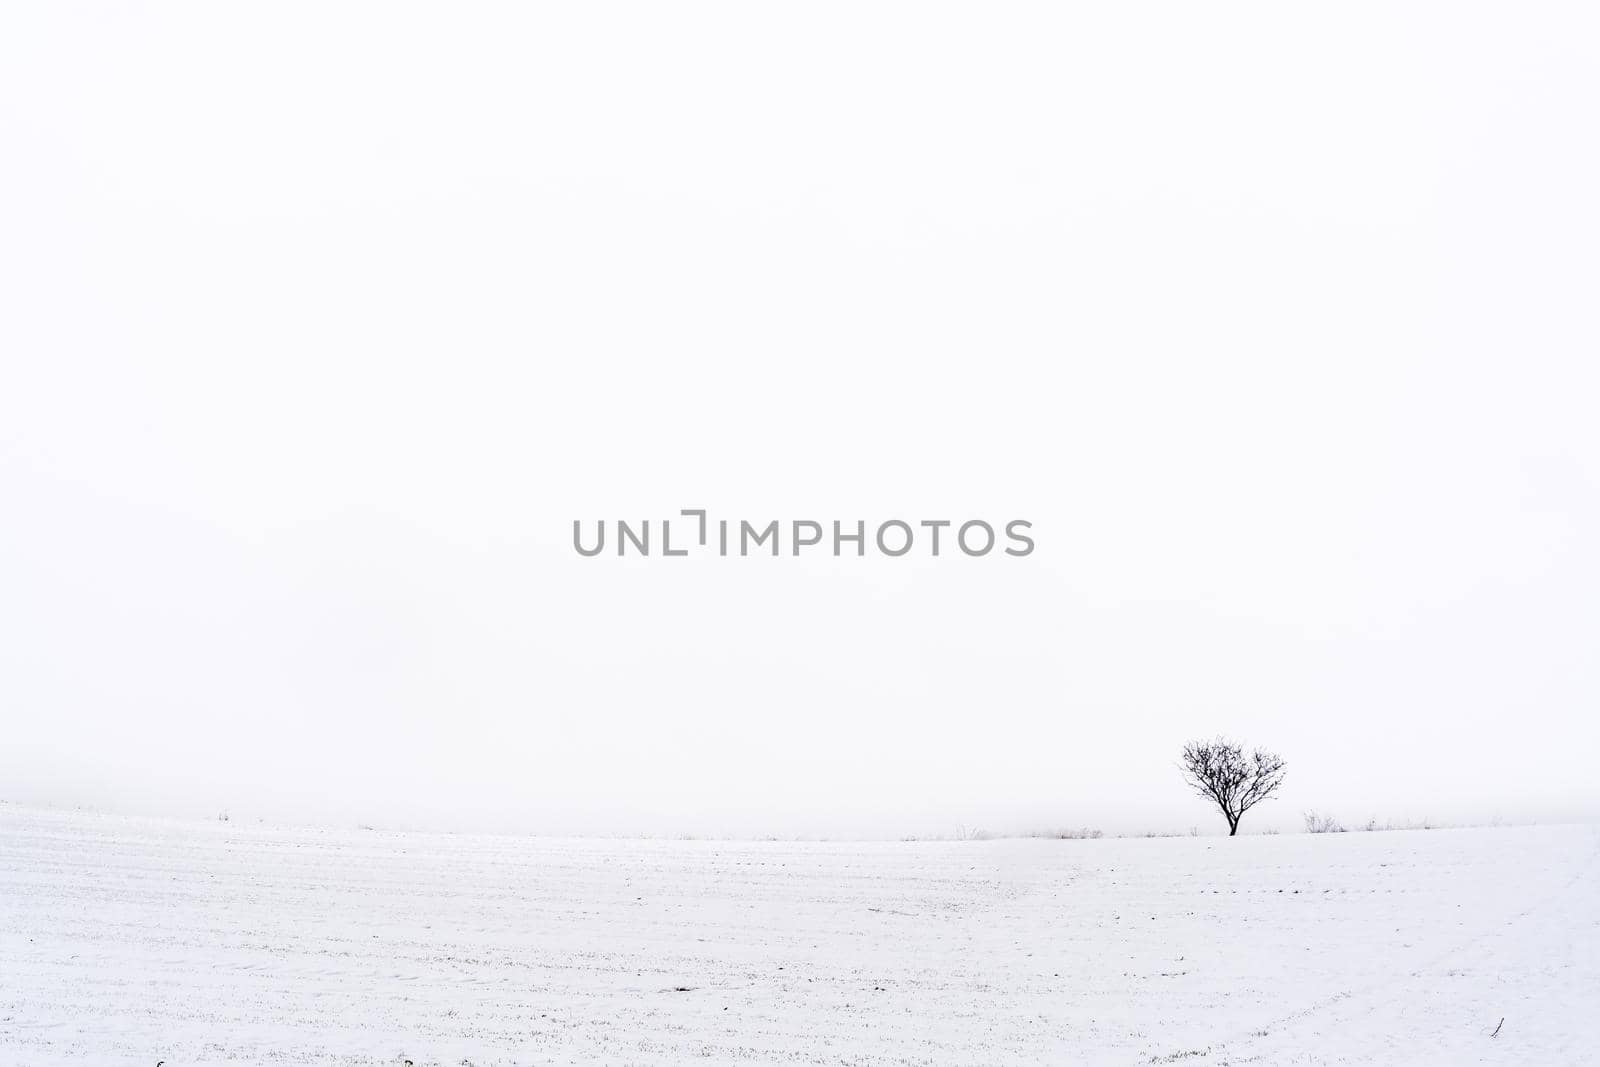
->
[[1304, 811, 1344, 834]]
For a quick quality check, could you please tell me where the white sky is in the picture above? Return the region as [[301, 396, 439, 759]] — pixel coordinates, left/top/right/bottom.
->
[[2, 3, 1597, 836]]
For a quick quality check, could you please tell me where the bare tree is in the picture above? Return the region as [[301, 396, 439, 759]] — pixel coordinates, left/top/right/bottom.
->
[[1179, 738, 1286, 835]]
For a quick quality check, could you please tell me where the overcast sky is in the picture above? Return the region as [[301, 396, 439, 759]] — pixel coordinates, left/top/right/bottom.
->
[[3, 3, 1597, 836]]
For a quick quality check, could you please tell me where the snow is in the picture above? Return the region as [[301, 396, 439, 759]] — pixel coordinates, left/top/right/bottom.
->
[[1, 805, 1595, 1065]]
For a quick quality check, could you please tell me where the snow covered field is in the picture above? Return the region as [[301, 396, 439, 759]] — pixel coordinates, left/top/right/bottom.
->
[[1, 806, 1595, 1066]]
